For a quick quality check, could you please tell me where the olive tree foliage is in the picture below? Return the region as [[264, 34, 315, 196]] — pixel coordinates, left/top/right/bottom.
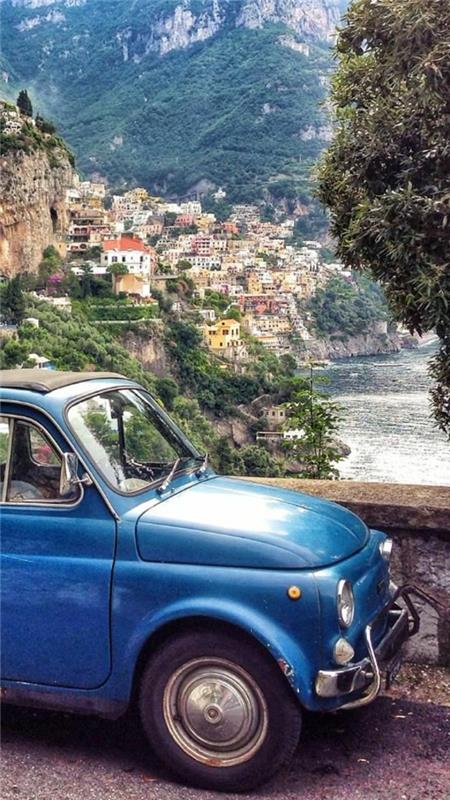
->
[[317, 0, 450, 435]]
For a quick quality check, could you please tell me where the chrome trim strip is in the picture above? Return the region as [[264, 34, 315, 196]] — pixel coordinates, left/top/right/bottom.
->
[[1, 417, 14, 504], [339, 623, 382, 710], [0, 400, 119, 520]]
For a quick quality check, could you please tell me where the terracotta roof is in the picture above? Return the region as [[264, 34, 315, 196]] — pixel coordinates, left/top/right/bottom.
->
[[103, 236, 148, 252]]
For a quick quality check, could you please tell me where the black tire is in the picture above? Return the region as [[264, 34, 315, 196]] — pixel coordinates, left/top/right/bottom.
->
[[139, 629, 302, 792]]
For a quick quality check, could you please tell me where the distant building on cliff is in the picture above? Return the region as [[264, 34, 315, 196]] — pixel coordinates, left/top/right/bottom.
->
[[101, 235, 156, 298]]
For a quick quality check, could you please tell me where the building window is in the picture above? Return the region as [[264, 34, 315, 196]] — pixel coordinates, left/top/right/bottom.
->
[[112, 256, 118, 263], [122, 256, 126, 263]]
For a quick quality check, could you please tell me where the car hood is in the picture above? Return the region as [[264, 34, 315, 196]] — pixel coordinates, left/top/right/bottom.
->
[[135, 477, 369, 569]]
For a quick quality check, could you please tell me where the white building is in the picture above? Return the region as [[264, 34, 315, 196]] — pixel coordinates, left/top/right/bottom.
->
[[100, 236, 156, 276]]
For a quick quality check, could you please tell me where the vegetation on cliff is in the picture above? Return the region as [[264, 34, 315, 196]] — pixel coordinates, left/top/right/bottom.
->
[[0, 279, 344, 479], [318, 0, 450, 435], [1, 1, 333, 213], [0, 97, 74, 167], [307, 275, 388, 338]]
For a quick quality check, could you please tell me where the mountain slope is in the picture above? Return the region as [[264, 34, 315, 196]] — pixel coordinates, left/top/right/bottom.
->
[[0, 0, 345, 206]]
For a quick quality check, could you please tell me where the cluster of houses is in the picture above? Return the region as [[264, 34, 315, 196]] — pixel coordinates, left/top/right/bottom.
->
[[60, 176, 351, 361]]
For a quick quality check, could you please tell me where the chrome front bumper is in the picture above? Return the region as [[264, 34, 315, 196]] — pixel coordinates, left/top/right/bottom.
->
[[315, 585, 421, 710]]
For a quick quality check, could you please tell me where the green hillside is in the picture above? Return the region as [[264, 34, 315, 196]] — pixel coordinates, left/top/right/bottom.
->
[[0, 0, 334, 206]]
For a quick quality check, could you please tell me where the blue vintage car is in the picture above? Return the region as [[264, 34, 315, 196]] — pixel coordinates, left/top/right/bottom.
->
[[0, 370, 419, 791]]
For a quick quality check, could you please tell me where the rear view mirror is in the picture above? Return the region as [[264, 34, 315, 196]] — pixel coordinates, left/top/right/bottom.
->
[[60, 453, 92, 496]]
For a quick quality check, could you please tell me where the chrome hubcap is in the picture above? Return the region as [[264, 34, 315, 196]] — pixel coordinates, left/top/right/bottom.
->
[[163, 657, 268, 766]]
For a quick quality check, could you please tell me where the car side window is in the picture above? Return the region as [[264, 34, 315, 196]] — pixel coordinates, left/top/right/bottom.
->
[[29, 426, 61, 466], [2, 417, 79, 504]]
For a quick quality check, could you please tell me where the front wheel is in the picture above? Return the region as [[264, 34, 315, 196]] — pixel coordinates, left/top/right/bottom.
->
[[139, 630, 302, 792]]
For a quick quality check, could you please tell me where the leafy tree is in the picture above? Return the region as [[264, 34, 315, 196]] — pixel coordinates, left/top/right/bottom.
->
[[84, 245, 102, 261], [108, 262, 129, 276], [1, 277, 26, 325], [80, 263, 94, 298], [35, 115, 56, 134], [283, 368, 344, 479], [279, 354, 297, 377], [176, 259, 193, 272], [203, 290, 229, 315], [215, 437, 245, 475], [317, 0, 450, 435], [155, 376, 179, 411], [223, 307, 242, 322], [239, 445, 283, 478], [63, 270, 83, 299], [38, 245, 62, 288], [171, 396, 219, 462], [202, 196, 232, 222], [0, 337, 29, 368], [16, 89, 32, 117]]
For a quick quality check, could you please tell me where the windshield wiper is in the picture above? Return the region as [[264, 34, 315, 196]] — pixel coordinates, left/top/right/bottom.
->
[[123, 452, 155, 479], [157, 457, 181, 494], [195, 452, 208, 477]]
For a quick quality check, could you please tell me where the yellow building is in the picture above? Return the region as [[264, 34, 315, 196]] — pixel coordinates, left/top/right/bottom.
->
[[201, 319, 241, 351]]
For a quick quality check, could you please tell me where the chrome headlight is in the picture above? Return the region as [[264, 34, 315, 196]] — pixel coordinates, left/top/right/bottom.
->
[[379, 538, 393, 562], [337, 579, 355, 628]]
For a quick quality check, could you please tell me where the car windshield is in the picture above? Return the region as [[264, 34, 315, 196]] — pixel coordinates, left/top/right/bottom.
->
[[67, 388, 199, 493]]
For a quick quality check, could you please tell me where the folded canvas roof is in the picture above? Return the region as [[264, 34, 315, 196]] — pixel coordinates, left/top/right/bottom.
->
[[0, 369, 125, 393]]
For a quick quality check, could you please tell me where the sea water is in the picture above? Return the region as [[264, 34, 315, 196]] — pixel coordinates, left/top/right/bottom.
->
[[324, 341, 450, 485]]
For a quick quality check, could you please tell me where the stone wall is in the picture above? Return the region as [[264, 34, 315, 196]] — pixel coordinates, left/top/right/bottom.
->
[[245, 479, 450, 666]]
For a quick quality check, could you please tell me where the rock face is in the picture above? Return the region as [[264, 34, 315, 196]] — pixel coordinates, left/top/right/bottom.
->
[[117, 0, 342, 60], [305, 330, 406, 360], [0, 147, 73, 276], [121, 328, 169, 376], [237, 0, 343, 39], [4, 1, 344, 62]]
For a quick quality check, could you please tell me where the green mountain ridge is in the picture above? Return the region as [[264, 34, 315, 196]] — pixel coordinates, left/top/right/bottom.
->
[[0, 0, 343, 210]]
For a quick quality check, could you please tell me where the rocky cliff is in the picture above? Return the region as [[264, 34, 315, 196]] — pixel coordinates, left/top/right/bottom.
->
[[5, 0, 343, 61], [304, 330, 417, 360], [238, 0, 343, 39], [0, 146, 73, 276], [115, 0, 343, 61]]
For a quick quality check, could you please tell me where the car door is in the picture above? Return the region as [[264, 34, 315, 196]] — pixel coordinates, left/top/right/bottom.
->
[[0, 407, 116, 689]]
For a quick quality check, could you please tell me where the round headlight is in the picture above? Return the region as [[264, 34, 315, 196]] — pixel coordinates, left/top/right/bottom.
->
[[337, 579, 355, 628], [379, 538, 393, 562]]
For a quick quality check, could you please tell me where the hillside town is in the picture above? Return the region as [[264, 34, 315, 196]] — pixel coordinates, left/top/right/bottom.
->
[[53, 175, 360, 361]]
